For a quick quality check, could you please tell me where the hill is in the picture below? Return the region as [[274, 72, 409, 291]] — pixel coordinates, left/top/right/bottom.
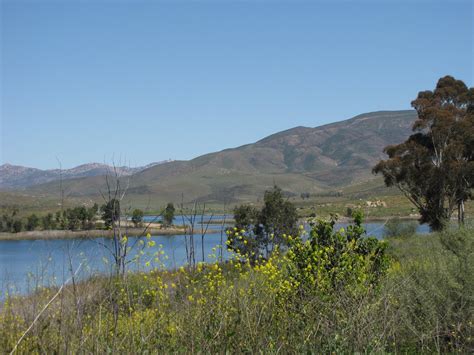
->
[[7, 110, 416, 209]]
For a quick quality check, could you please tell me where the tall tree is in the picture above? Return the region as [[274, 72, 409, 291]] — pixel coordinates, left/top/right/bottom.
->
[[258, 185, 298, 250], [1, 206, 19, 232], [41, 213, 56, 230], [374, 76, 473, 230], [228, 185, 298, 260]]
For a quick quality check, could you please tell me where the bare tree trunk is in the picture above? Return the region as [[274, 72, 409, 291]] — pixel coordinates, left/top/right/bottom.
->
[[219, 202, 227, 263], [180, 195, 189, 265], [201, 204, 206, 263], [458, 202, 461, 226], [99, 162, 130, 278], [180, 198, 198, 268], [200, 204, 213, 263]]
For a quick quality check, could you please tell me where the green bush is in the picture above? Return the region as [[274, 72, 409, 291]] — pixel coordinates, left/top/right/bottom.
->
[[12, 220, 22, 233], [131, 208, 144, 227], [286, 212, 389, 296], [26, 214, 39, 231], [383, 217, 418, 238]]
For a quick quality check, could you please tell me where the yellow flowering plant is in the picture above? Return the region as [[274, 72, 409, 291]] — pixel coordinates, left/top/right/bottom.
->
[[285, 211, 389, 296]]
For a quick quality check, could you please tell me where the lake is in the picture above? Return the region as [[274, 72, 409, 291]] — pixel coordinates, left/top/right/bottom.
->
[[141, 214, 231, 224], [0, 221, 429, 298]]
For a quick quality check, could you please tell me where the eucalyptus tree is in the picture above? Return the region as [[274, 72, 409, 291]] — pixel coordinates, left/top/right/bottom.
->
[[374, 76, 473, 230]]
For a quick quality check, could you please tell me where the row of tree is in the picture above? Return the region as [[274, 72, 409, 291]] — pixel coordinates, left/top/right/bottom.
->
[[0, 205, 100, 233], [0, 202, 176, 233], [106, 201, 175, 229]]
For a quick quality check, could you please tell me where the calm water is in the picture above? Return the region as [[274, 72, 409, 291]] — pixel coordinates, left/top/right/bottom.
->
[[141, 214, 231, 224], [0, 221, 429, 297]]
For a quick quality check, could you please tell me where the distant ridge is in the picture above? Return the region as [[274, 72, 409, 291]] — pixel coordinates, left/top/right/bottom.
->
[[0, 161, 173, 189]]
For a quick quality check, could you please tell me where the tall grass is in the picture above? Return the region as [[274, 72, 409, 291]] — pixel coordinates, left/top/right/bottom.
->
[[1, 226, 473, 353]]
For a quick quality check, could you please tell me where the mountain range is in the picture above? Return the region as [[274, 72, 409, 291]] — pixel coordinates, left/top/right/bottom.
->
[[1, 110, 417, 207], [0, 161, 172, 190]]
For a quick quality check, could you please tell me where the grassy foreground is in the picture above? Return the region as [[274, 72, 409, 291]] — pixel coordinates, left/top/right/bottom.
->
[[1, 224, 473, 353]]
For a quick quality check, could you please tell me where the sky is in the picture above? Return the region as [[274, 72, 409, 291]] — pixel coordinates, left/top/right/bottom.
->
[[1, 0, 473, 169]]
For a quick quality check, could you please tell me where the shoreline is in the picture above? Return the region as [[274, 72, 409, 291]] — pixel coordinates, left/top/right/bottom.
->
[[0, 227, 222, 241], [0, 216, 424, 241], [332, 215, 420, 223]]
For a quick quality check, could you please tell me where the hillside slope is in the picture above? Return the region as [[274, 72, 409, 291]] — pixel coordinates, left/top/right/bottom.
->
[[17, 110, 416, 207]]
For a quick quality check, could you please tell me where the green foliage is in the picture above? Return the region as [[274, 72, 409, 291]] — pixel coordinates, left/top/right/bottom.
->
[[227, 205, 260, 260], [61, 206, 96, 231], [346, 206, 353, 217], [55, 211, 64, 229], [12, 220, 22, 233], [162, 203, 175, 227], [1, 207, 19, 232], [227, 185, 298, 261], [374, 76, 474, 230], [101, 199, 120, 228], [233, 204, 259, 230], [25, 214, 39, 231], [383, 217, 417, 238], [385, 227, 474, 352], [131, 208, 144, 227], [286, 212, 389, 295], [41, 213, 56, 230], [260, 186, 298, 245], [0, 203, 98, 233]]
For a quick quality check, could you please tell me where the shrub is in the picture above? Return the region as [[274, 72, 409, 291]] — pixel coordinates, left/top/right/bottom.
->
[[26, 214, 39, 231], [12, 220, 22, 233], [101, 199, 120, 228], [131, 208, 144, 227], [162, 203, 175, 227], [383, 217, 418, 238], [41, 213, 56, 230], [346, 206, 353, 217], [286, 212, 389, 296]]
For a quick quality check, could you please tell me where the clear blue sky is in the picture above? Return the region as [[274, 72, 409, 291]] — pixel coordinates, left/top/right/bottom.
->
[[1, 0, 472, 169]]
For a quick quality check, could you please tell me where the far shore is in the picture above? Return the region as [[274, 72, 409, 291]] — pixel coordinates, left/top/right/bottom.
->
[[334, 215, 421, 223], [0, 226, 222, 241], [0, 215, 425, 241]]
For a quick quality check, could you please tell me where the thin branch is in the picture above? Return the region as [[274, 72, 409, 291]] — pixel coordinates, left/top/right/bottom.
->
[[10, 262, 84, 354]]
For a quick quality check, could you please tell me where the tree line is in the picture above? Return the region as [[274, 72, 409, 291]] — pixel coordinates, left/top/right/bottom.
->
[[0, 201, 176, 233], [0, 204, 99, 233]]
